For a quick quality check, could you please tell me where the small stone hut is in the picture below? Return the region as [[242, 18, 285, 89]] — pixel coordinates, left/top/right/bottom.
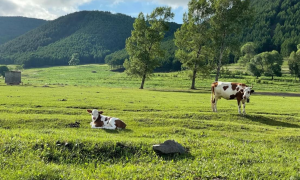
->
[[5, 71, 21, 85]]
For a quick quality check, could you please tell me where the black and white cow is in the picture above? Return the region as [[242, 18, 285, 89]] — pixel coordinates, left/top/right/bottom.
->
[[211, 82, 254, 114]]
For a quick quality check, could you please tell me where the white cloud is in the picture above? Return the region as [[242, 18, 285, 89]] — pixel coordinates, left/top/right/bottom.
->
[[0, 0, 188, 20], [148, 0, 189, 9], [0, 0, 92, 20], [112, 0, 124, 5], [110, 0, 189, 9]]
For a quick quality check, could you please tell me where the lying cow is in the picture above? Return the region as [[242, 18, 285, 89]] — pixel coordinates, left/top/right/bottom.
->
[[87, 109, 126, 130], [211, 82, 254, 114]]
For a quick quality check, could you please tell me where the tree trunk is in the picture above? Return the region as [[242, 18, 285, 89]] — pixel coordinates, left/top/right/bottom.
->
[[191, 69, 197, 89], [215, 49, 224, 82], [140, 74, 146, 89], [272, 75, 274, 80], [191, 47, 201, 89]]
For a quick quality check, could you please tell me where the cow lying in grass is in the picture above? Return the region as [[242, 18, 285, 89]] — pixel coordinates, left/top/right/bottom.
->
[[87, 109, 126, 130], [211, 81, 254, 114]]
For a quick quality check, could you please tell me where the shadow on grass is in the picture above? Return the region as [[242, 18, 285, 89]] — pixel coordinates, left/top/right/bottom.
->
[[243, 114, 300, 128], [102, 128, 133, 133], [149, 88, 209, 94], [154, 145, 195, 161], [155, 151, 195, 161]]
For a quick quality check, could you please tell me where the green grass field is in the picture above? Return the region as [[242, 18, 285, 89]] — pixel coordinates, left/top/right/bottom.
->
[[0, 64, 300, 179]]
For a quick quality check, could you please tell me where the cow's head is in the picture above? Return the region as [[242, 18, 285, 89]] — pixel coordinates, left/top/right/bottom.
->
[[242, 86, 254, 103], [87, 109, 103, 121]]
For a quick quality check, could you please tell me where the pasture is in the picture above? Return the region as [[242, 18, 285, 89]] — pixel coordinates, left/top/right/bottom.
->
[[0, 64, 300, 179]]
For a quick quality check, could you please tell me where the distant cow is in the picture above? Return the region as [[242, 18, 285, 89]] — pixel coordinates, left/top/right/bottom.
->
[[211, 82, 254, 114], [87, 109, 126, 130]]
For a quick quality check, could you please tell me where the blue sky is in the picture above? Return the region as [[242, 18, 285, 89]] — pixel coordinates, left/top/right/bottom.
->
[[0, 0, 189, 24]]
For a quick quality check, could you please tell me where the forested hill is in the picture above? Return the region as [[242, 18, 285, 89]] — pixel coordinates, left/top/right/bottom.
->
[[0, 11, 135, 67], [0, 16, 46, 45], [0, 11, 180, 68], [1, 0, 300, 69], [240, 0, 300, 57]]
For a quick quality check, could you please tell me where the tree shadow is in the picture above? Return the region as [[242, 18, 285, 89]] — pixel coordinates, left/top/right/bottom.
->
[[149, 88, 209, 94], [242, 114, 300, 128]]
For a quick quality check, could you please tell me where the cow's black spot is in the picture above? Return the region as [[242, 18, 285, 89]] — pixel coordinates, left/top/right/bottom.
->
[[223, 86, 229, 91], [230, 95, 236, 99]]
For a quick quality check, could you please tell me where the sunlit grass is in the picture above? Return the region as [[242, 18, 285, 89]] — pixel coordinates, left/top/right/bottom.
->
[[0, 64, 299, 179]]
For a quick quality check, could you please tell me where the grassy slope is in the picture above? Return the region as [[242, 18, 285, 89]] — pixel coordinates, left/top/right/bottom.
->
[[14, 64, 300, 92], [0, 65, 300, 179]]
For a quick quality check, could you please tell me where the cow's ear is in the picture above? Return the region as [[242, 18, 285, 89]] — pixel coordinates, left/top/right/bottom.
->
[[251, 90, 255, 93], [87, 109, 92, 114], [99, 111, 103, 114]]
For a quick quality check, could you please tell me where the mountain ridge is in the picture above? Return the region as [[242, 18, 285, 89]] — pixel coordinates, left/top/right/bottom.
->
[[0, 16, 47, 45], [0, 10, 180, 68]]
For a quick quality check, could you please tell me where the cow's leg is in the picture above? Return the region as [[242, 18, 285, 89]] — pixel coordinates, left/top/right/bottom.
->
[[103, 119, 117, 130], [102, 125, 116, 130], [91, 125, 104, 129], [237, 100, 241, 114], [214, 99, 218, 112], [242, 100, 246, 114], [211, 102, 215, 112]]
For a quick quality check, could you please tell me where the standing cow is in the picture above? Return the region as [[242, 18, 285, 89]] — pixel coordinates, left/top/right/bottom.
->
[[211, 82, 254, 114]]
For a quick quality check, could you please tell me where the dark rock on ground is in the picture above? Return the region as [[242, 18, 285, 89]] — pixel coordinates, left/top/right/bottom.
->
[[153, 140, 186, 154]]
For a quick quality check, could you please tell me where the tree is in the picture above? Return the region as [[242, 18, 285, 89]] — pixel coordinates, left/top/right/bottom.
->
[[174, 0, 214, 89], [124, 7, 174, 89], [281, 39, 298, 58], [210, 0, 254, 81], [247, 54, 264, 78], [288, 44, 300, 80], [247, 50, 283, 80], [238, 42, 256, 66], [69, 53, 80, 66], [262, 50, 283, 80], [0, 65, 9, 78]]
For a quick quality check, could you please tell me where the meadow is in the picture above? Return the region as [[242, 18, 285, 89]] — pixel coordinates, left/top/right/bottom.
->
[[0, 64, 300, 179]]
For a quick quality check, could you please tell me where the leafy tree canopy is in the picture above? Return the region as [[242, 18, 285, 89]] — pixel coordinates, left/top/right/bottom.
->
[[69, 53, 80, 66], [124, 7, 174, 89], [247, 50, 283, 79], [288, 44, 300, 80], [174, 0, 214, 89], [0, 65, 9, 78]]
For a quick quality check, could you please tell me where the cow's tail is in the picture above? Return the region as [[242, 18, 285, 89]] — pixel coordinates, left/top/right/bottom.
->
[[211, 85, 215, 110]]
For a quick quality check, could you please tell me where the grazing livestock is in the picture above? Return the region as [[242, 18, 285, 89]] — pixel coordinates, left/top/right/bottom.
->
[[211, 82, 254, 114], [87, 109, 126, 130]]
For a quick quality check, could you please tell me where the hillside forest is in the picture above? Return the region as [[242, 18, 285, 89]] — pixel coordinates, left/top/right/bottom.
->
[[0, 0, 299, 79], [0, 16, 46, 45]]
